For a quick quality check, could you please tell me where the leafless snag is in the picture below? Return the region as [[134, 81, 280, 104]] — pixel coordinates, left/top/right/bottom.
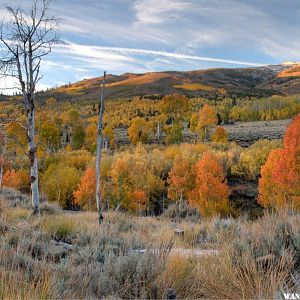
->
[[0, 0, 61, 214], [95, 71, 106, 225], [0, 129, 8, 190]]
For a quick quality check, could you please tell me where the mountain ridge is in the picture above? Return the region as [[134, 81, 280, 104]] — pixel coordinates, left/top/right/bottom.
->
[[30, 63, 300, 101]]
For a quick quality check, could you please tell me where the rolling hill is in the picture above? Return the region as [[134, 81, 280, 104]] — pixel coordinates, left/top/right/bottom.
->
[[31, 62, 300, 101]]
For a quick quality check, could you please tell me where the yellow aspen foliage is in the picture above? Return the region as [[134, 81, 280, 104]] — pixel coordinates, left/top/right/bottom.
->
[[103, 125, 115, 147], [197, 104, 218, 141], [128, 117, 153, 145], [84, 123, 97, 152], [211, 126, 228, 143], [65, 144, 72, 152], [189, 113, 198, 132], [42, 163, 80, 208]]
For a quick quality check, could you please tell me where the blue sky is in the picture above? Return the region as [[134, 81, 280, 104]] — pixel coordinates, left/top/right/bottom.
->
[[1, 0, 300, 91]]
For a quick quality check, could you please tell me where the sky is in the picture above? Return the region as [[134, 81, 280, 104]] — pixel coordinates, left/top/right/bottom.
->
[[1, 0, 300, 91]]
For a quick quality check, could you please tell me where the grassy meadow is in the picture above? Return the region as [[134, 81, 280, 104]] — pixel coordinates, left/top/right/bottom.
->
[[1, 188, 300, 299]]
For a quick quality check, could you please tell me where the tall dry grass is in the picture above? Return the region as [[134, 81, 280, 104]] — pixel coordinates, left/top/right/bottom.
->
[[1, 188, 300, 299]]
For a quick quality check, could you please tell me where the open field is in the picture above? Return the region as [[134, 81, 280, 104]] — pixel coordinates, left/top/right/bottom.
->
[[1, 188, 300, 299], [224, 119, 291, 146], [114, 119, 291, 147]]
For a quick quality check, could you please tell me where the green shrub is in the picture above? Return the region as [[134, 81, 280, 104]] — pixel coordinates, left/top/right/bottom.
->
[[41, 216, 76, 241]]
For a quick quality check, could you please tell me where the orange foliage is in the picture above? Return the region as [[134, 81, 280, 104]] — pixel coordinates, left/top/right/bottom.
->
[[167, 157, 195, 201], [258, 149, 283, 208], [73, 167, 96, 210], [17, 170, 30, 190], [3, 169, 21, 189], [129, 189, 149, 212], [259, 114, 300, 210], [188, 152, 229, 217]]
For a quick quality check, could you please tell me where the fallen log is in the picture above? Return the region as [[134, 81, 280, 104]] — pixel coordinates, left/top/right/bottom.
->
[[132, 248, 219, 257]]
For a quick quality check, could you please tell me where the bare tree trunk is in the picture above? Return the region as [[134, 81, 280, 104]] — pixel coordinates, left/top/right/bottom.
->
[[95, 71, 106, 225], [0, 134, 7, 190], [0, 0, 61, 213], [157, 121, 161, 144], [179, 192, 183, 219], [0, 166, 3, 190], [103, 137, 108, 151], [27, 101, 40, 214]]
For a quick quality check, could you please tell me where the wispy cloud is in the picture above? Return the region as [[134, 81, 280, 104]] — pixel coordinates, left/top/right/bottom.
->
[[2, 0, 300, 91], [58, 42, 263, 66]]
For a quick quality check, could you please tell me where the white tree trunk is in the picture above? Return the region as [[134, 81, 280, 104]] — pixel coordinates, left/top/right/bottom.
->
[[0, 135, 7, 190], [0, 164, 3, 190], [95, 71, 106, 224], [28, 107, 39, 214], [157, 121, 161, 144], [31, 156, 39, 210]]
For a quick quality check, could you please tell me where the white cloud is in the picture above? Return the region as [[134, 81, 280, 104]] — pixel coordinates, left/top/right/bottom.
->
[[133, 0, 192, 24], [0, 9, 11, 23], [58, 14, 177, 46], [58, 42, 262, 66], [42, 60, 88, 73], [260, 38, 300, 61], [36, 82, 51, 91], [0, 76, 20, 94], [58, 42, 135, 63]]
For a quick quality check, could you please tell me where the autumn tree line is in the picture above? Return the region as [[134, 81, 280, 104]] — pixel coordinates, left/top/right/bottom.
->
[[1, 110, 299, 217], [1, 92, 299, 151]]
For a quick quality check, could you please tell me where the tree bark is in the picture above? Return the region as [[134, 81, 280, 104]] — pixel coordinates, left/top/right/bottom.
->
[[0, 133, 7, 190], [95, 71, 106, 224], [27, 100, 40, 214]]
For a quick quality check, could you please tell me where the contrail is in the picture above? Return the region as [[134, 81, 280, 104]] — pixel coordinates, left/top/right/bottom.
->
[[60, 42, 264, 67], [89, 46, 263, 67]]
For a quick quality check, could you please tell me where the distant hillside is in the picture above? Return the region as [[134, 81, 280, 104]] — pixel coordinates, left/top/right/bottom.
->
[[35, 63, 300, 101]]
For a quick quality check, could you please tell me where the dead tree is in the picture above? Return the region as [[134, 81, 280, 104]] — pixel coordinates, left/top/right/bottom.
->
[[95, 71, 106, 224], [0, 0, 60, 214], [0, 130, 7, 190]]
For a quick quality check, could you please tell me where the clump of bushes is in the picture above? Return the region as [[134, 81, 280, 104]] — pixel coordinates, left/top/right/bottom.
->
[[41, 216, 77, 242], [163, 202, 201, 222], [0, 188, 30, 209], [231, 213, 300, 271]]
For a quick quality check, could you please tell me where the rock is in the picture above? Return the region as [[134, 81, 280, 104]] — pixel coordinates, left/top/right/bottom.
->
[[174, 229, 184, 237], [165, 288, 176, 299]]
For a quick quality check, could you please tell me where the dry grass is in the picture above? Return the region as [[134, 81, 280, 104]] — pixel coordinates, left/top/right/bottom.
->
[[1, 189, 300, 299], [107, 73, 171, 87], [173, 83, 214, 91], [278, 66, 300, 78]]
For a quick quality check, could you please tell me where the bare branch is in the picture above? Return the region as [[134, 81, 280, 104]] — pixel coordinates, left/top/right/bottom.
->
[[0, 0, 61, 94]]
